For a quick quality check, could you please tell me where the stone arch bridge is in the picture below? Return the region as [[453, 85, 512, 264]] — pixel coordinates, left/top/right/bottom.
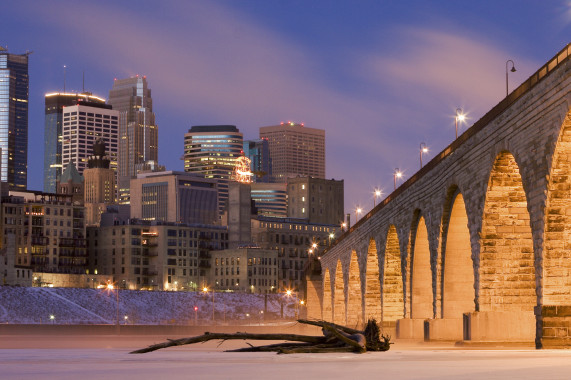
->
[[307, 43, 571, 349]]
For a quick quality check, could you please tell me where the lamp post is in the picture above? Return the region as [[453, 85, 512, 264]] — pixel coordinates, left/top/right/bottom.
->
[[506, 59, 516, 97], [373, 189, 382, 208], [394, 169, 403, 190], [420, 143, 428, 168], [329, 232, 335, 246], [355, 207, 362, 222], [203, 287, 215, 324], [107, 283, 119, 327], [455, 108, 465, 139], [193, 306, 198, 325]]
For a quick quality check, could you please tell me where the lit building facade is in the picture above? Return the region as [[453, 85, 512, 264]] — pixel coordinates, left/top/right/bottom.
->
[[44, 93, 106, 193], [0, 190, 87, 274], [210, 248, 278, 293], [184, 125, 243, 215], [243, 139, 271, 183], [108, 76, 158, 204], [251, 216, 340, 296], [251, 182, 287, 218], [0, 48, 29, 190], [62, 103, 119, 176], [130, 171, 219, 225], [87, 221, 228, 290], [287, 177, 344, 225], [259, 122, 325, 183], [84, 139, 116, 226]]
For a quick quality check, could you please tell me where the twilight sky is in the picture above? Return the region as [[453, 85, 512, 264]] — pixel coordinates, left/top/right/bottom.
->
[[3, 0, 571, 217]]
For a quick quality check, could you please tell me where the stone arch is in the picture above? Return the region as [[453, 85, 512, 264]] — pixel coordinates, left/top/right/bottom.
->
[[346, 250, 362, 328], [383, 225, 404, 321], [480, 151, 535, 313], [322, 268, 332, 322], [410, 214, 433, 319], [440, 188, 475, 319], [544, 109, 571, 305], [365, 238, 382, 322], [333, 259, 346, 325]]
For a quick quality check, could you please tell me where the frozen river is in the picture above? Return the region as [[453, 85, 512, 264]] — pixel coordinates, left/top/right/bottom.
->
[[2, 335, 571, 379]]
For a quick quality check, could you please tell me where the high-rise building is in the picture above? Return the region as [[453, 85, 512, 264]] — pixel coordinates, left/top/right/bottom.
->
[[84, 139, 116, 226], [251, 182, 287, 218], [130, 171, 219, 225], [108, 76, 158, 204], [259, 122, 325, 183], [287, 177, 344, 225], [44, 92, 106, 193], [0, 47, 30, 190], [61, 103, 119, 177], [184, 125, 243, 214], [243, 139, 271, 183]]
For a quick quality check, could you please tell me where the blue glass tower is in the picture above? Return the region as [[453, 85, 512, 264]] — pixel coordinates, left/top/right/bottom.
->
[[0, 47, 29, 190], [243, 139, 271, 183]]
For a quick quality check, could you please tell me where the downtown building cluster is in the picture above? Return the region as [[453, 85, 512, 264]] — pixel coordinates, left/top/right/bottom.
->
[[0, 47, 344, 299]]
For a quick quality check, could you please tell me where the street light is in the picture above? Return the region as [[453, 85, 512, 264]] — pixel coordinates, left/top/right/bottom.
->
[[373, 189, 382, 207], [203, 287, 215, 323], [506, 59, 516, 97], [455, 108, 465, 139], [420, 143, 428, 168], [394, 169, 403, 190], [355, 207, 362, 222], [107, 283, 119, 327], [329, 232, 335, 246]]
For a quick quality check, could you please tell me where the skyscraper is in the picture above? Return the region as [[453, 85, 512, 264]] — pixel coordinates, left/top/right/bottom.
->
[[61, 102, 119, 176], [184, 125, 243, 215], [108, 76, 158, 204], [243, 139, 271, 183], [84, 139, 116, 226], [259, 122, 325, 183], [0, 47, 30, 190], [44, 92, 106, 193]]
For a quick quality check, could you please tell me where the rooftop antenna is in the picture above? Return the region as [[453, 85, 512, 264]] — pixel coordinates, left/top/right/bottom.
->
[[63, 65, 67, 93], [82, 70, 85, 93]]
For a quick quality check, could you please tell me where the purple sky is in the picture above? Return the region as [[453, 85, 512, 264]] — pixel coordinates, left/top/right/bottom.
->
[[3, 1, 571, 217]]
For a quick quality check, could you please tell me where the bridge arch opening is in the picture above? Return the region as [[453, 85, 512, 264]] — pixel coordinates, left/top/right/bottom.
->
[[365, 238, 382, 323], [480, 151, 535, 315], [347, 250, 363, 328], [333, 260, 346, 325], [441, 190, 475, 319], [383, 225, 404, 322], [323, 268, 332, 322], [544, 111, 571, 305], [411, 215, 433, 319]]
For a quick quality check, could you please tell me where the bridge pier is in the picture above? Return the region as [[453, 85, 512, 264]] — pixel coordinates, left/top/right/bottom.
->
[[424, 318, 463, 341], [462, 311, 535, 343], [537, 306, 571, 348], [396, 318, 425, 340]]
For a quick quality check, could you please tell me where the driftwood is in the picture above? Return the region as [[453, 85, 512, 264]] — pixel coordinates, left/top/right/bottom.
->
[[130, 319, 391, 355]]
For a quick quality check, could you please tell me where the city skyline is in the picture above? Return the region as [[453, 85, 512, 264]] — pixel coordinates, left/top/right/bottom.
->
[[2, 1, 571, 217]]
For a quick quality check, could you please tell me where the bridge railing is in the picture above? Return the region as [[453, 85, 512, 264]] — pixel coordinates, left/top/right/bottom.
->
[[328, 42, 571, 253]]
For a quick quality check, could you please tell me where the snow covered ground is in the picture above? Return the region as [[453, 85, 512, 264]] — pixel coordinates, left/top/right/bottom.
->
[[3, 346, 571, 380], [0, 286, 296, 325]]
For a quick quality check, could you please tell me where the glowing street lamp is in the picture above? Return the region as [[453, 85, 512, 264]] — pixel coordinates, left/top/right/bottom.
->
[[107, 282, 119, 327], [373, 189, 382, 207], [329, 232, 335, 245], [455, 108, 465, 139], [341, 222, 347, 232], [394, 169, 403, 190], [203, 287, 215, 323], [355, 207, 362, 222], [420, 143, 428, 168], [506, 59, 517, 97]]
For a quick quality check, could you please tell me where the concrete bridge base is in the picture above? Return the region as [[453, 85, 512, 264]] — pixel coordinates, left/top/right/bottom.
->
[[424, 318, 463, 341], [396, 318, 425, 340], [463, 311, 535, 342], [537, 305, 571, 348], [381, 321, 397, 338]]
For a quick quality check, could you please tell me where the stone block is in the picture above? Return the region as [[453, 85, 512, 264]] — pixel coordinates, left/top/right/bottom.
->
[[463, 311, 535, 342], [396, 318, 425, 340], [424, 318, 463, 341]]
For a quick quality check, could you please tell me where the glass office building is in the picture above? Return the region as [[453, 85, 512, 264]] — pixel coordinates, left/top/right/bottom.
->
[[0, 47, 29, 190], [184, 125, 243, 215], [243, 139, 271, 183], [44, 93, 106, 193]]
